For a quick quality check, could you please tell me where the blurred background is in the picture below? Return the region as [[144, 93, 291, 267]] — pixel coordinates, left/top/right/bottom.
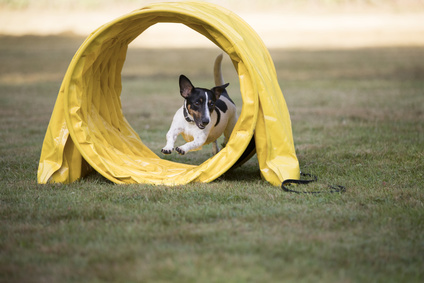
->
[[1, 0, 423, 48]]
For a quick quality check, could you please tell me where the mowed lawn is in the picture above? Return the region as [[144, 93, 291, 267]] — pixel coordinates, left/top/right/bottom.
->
[[0, 35, 423, 282]]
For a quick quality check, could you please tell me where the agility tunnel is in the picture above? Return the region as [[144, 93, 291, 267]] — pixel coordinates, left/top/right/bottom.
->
[[37, 1, 300, 186]]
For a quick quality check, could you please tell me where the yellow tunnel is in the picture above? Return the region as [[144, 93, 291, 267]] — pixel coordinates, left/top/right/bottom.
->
[[37, 1, 300, 186]]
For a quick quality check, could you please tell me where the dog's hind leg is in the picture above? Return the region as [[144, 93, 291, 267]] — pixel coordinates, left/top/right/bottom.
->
[[212, 140, 220, 155]]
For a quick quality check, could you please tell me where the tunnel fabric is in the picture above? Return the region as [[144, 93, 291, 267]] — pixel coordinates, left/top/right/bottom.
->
[[37, 1, 300, 186]]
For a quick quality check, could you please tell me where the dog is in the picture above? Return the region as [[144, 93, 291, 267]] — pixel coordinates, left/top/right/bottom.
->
[[161, 54, 237, 156]]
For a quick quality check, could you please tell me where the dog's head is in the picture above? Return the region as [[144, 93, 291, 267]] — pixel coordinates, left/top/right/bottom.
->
[[179, 75, 229, 129]]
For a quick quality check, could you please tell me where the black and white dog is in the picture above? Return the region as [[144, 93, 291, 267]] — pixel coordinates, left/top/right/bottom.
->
[[161, 54, 237, 155]]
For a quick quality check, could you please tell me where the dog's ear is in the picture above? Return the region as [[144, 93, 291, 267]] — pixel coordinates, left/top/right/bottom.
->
[[211, 83, 229, 100], [179, 75, 194, 98]]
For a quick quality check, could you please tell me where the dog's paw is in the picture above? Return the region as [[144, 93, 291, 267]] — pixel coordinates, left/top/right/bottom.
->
[[175, 147, 186, 155], [161, 148, 174, 155]]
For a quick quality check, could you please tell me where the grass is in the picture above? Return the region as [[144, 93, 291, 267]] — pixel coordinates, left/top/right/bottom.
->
[[0, 34, 423, 282]]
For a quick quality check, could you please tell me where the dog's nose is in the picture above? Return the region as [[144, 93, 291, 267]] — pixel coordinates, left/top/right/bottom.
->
[[201, 118, 210, 126]]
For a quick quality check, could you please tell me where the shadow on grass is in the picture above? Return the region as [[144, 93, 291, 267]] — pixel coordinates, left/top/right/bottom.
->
[[77, 154, 262, 186]]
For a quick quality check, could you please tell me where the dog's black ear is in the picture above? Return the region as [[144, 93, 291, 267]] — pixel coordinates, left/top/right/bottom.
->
[[179, 75, 194, 98], [212, 83, 229, 99]]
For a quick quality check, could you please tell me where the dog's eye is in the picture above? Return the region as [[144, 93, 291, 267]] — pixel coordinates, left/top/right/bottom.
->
[[209, 102, 214, 107], [194, 101, 200, 106]]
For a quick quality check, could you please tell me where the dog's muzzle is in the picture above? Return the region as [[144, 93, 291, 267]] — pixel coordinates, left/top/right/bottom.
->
[[198, 122, 208, 129], [199, 118, 210, 129]]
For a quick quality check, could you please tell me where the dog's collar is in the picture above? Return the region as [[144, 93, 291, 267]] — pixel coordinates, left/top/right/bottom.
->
[[183, 102, 194, 123]]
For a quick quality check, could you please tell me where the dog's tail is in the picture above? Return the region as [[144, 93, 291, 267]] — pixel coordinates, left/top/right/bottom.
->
[[214, 53, 225, 86]]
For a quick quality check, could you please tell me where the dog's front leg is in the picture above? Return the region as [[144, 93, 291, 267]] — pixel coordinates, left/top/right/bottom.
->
[[176, 133, 208, 155], [161, 126, 182, 154]]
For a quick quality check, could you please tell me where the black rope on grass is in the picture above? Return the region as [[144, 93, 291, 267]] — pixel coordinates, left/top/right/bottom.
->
[[281, 173, 346, 194]]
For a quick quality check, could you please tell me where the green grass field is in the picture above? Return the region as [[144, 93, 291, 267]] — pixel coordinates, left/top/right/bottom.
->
[[1, 34, 423, 282]]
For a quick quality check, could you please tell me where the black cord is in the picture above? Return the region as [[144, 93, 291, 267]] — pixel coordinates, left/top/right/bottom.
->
[[281, 173, 346, 194]]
